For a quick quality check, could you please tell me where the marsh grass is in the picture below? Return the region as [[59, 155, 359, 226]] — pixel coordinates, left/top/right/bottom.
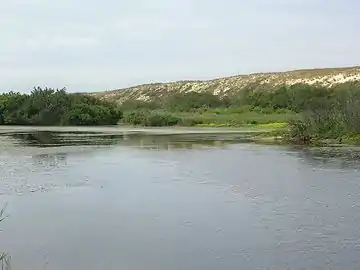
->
[[0, 205, 10, 270]]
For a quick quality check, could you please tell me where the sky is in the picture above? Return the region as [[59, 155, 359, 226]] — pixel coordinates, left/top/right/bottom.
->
[[1, 0, 359, 92]]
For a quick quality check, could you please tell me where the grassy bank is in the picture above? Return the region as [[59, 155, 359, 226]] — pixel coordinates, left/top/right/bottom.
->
[[3, 82, 360, 145], [167, 107, 295, 127], [121, 106, 296, 128], [119, 82, 360, 145]]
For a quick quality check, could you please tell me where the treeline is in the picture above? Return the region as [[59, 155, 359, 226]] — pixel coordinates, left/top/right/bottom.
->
[[0, 87, 122, 126]]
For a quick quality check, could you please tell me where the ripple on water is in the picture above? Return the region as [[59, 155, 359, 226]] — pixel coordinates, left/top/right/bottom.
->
[[2, 129, 360, 269], [0, 152, 93, 195]]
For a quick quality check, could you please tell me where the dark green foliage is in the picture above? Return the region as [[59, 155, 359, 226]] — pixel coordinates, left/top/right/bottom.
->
[[123, 110, 181, 126], [288, 118, 313, 144], [0, 87, 122, 126], [123, 110, 148, 125], [119, 92, 232, 126], [165, 92, 226, 111], [179, 118, 204, 126], [146, 114, 180, 126], [119, 93, 228, 113], [288, 83, 360, 143], [120, 100, 161, 111], [238, 83, 333, 112], [64, 103, 121, 125]]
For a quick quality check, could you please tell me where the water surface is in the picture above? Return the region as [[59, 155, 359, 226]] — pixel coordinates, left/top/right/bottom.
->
[[1, 128, 360, 270]]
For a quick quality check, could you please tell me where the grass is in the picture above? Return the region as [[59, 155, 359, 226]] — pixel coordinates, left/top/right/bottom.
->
[[168, 108, 296, 127], [0, 205, 10, 270], [257, 122, 288, 129], [341, 134, 360, 145], [120, 106, 297, 141]]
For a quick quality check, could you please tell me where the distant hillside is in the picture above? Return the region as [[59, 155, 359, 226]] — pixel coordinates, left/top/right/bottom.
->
[[90, 66, 360, 104]]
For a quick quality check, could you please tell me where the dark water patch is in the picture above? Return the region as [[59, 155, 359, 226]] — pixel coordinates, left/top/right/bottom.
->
[[287, 146, 360, 170], [122, 133, 255, 150], [0, 131, 257, 149], [4, 131, 126, 147]]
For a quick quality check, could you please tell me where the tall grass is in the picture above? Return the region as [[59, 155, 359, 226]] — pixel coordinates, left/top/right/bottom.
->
[[0, 205, 10, 270], [288, 87, 360, 144]]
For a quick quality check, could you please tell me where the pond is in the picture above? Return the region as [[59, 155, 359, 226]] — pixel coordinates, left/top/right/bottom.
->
[[0, 127, 360, 270]]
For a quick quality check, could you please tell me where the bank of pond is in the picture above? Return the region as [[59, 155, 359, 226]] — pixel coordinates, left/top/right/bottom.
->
[[2, 83, 360, 145]]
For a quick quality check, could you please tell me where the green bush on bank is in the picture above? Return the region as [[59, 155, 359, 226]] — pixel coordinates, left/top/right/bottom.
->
[[0, 87, 122, 126], [287, 83, 360, 143], [122, 110, 181, 126]]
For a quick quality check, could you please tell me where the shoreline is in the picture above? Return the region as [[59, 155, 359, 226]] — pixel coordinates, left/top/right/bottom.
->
[[0, 125, 273, 135], [0, 125, 359, 147]]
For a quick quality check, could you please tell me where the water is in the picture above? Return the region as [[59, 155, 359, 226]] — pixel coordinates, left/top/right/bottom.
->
[[1, 127, 360, 270]]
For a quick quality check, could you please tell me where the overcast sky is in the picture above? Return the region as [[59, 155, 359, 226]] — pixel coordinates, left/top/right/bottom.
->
[[1, 0, 359, 92]]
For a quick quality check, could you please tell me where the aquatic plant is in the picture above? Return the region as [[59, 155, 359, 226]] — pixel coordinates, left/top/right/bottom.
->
[[0, 205, 11, 270]]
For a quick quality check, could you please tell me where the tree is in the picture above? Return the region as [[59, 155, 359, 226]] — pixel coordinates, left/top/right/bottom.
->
[[0, 87, 123, 126]]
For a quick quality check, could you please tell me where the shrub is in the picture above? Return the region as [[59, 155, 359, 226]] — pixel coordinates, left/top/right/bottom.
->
[[0, 87, 122, 126], [145, 114, 180, 126], [180, 118, 204, 126], [165, 92, 225, 111], [122, 111, 180, 126], [247, 120, 258, 125], [123, 110, 148, 125], [288, 118, 313, 144]]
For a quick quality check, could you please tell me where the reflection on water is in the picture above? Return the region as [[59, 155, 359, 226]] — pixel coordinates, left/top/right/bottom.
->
[[3, 131, 360, 168], [1, 130, 360, 270], [3, 131, 255, 150], [9, 131, 123, 147], [292, 146, 360, 170]]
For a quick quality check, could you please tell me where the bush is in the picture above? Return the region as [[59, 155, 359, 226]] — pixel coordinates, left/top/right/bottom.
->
[[120, 100, 161, 111], [288, 118, 313, 144], [123, 110, 148, 125], [0, 87, 122, 126], [247, 119, 258, 125], [165, 92, 226, 111], [275, 108, 291, 114], [288, 85, 360, 143], [122, 111, 180, 126], [145, 114, 180, 126], [179, 118, 204, 126]]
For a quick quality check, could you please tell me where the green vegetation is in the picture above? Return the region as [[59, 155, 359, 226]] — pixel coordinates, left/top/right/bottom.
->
[[0, 87, 122, 126], [3, 82, 360, 145], [0, 206, 10, 270], [119, 92, 296, 127], [287, 83, 360, 144], [123, 110, 181, 126], [119, 82, 360, 144]]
